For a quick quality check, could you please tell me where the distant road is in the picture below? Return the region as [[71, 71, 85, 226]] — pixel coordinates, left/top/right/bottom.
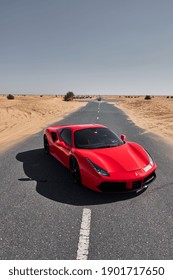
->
[[0, 100, 173, 259]]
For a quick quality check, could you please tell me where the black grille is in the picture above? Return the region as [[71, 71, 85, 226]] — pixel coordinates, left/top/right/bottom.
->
[[143, 172, 156, 185], [132, 180, 142, 190], [98, 182, 127, 193]]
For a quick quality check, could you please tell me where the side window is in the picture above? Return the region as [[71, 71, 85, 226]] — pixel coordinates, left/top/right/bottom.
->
[[60, 129, 72, 146]]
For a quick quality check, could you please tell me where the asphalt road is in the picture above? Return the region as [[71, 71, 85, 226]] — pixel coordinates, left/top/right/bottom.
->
[[0, 100, 173, 259]]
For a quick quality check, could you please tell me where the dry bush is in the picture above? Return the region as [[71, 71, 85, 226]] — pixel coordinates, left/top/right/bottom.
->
[[144, 95, 152, 100], [64, 91, 75, 101], [7, 94, 14, 100]]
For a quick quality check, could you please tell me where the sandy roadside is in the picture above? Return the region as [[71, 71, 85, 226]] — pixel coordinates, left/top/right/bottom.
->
[[0, 95, 87, 153], [109, 96, 173, 145]]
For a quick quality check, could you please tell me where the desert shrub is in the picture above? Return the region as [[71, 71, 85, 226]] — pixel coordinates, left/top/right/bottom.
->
[[7, 94, 14, 100], [64, 91, 75, 101], [144, 95, 151, 100]]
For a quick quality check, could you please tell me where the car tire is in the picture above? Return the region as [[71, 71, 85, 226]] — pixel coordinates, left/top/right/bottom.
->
[[44, 135, 50, 155], [69, 157, 81, 185]]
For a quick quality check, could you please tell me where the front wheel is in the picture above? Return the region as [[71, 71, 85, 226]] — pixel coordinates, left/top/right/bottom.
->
[[69, 157, 81, 185]]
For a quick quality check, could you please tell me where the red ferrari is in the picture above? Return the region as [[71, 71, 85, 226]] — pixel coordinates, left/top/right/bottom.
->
[[43, 124, 157, 193]]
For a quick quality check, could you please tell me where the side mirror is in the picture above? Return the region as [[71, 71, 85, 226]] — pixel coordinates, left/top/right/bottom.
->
[[121, 134, 126, 142]]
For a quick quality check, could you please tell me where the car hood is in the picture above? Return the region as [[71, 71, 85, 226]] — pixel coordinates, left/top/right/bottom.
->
[[80, 142, 150, 172]]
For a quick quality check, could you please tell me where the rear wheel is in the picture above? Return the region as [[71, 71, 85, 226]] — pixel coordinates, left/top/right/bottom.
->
[[44, 136, 50, 155], [69, 157, 81, 185]]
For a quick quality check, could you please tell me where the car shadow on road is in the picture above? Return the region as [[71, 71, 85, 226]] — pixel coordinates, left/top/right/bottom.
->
[[16, 148, 142, 206]]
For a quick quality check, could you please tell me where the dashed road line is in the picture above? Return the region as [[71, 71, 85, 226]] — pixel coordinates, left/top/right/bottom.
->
[[76, 208, 92, 260]]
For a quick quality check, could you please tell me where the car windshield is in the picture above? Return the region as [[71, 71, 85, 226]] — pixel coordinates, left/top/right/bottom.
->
[[74, 127, 123, 149]]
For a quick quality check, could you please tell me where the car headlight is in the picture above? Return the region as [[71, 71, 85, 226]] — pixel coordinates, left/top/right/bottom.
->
[[146, 151, 154, 166], [86, 158, 110, 176]]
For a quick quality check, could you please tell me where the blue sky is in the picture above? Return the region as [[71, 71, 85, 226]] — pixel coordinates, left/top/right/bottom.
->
[[0, 0, 173, 95]]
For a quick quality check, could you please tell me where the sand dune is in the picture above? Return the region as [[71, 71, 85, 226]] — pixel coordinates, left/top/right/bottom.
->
[[0, 95, 87, 153], [112, 96, 173, 145]]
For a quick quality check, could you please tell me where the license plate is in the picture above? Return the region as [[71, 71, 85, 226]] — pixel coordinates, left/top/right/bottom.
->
[[143, 164, 152, 172]]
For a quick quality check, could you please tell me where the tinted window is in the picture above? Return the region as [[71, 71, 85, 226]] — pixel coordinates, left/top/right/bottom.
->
[[60, 129, 72, 146], [74, 127, 123, 149]]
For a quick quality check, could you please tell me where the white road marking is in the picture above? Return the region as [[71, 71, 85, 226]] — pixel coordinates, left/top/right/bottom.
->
[[76, 208, 91, 260], [97, 116, 99, 119]]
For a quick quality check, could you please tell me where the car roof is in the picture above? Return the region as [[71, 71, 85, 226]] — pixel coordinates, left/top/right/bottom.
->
[[48, 123, 107, 131]]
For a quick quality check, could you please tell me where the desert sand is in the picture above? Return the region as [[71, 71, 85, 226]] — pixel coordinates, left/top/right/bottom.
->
[[111, 96, 173, 145], [0, 95, 173, 153], [0, 95, 87, 153]]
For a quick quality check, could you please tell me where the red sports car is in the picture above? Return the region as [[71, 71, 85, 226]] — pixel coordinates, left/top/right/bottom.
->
[[43, 124, 157, 193]]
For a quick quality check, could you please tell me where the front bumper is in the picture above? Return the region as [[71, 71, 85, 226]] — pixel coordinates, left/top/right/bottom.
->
[[97, 171, 156, 193]]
